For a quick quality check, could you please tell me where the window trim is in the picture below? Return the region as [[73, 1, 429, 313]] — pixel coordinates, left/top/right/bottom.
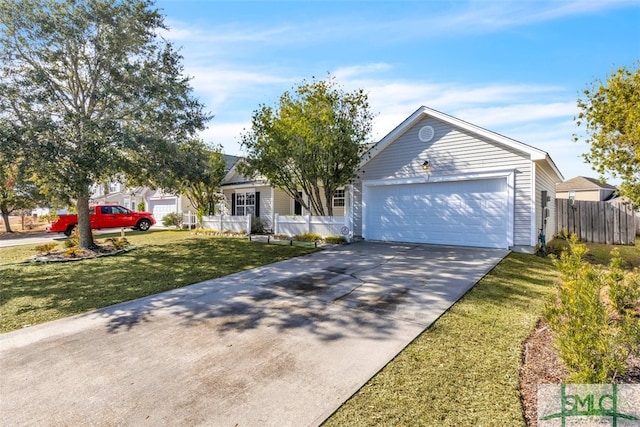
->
[[332, 189, 345, 208], [234, 191, 256, 216]]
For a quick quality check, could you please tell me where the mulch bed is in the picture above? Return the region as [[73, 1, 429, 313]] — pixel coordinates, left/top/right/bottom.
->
[[28, 244, 133, 263], [519, 319, 640, 427]]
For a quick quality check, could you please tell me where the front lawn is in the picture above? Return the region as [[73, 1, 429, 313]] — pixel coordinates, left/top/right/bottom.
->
[[548, 239, 640, 268], [323, 252, 557, 427], [0, 230, 317, 333]]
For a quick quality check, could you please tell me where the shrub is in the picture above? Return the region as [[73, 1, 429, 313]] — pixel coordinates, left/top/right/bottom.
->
[[63, 247, 85, 258], [34, 242, 57, 253], [292, 232, 322, 242], [324, 235, 347, 244], [162, 212, 182, 228], [103, 237, 129, 250], [137, 201, 146, 212], [191, 228, 246, 237], [63, 228, 80, 248], [555, 228, 575, 240], [251, 216, 266, 234], [545, 236, 638, 382]]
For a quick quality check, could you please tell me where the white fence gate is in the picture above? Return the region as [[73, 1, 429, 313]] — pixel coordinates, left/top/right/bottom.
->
[[201, 214, 252, 234], [273, 214, 347, 238]]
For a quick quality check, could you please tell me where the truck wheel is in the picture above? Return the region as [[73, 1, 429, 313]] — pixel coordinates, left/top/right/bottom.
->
[[64, 224, 76, 237], [137, 219, 151, 231]]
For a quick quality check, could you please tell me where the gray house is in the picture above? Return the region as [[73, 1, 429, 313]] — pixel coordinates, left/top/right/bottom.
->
[[349, 106, 564, 252]]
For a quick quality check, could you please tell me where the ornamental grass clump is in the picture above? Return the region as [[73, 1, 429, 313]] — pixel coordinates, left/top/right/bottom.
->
[[545, 236, 640, 383], [292, 232, 322, 242]]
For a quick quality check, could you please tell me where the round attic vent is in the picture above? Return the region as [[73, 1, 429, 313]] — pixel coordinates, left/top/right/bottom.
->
[[418, 125, 435, 142]]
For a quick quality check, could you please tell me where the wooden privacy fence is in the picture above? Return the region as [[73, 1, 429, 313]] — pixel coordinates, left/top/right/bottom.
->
[[556, 199, 636, 245]]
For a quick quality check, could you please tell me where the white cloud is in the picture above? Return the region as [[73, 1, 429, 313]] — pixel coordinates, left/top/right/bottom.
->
[[161, 19, 294, 45], [199, 121, 250, 155], [454, 102, 577, 128], [333, 63, 393, 80]]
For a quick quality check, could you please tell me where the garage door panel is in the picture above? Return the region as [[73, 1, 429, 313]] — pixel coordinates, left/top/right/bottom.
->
[[365, 178, 509, 248]]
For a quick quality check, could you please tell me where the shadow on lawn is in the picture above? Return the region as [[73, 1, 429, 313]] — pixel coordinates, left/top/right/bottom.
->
[[0, 237, 316, 331]]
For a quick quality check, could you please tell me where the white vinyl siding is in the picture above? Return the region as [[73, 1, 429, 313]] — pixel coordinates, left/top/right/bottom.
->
[[357, 117, 534, 246], [272, 188, 292, 216], [535, 161, 560, 240]]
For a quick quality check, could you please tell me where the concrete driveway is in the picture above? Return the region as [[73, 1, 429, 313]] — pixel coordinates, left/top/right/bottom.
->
[[0, 242, 507, 426]]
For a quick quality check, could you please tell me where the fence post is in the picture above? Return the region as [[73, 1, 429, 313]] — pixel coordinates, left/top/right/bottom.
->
[[274, 213, 279, 235]]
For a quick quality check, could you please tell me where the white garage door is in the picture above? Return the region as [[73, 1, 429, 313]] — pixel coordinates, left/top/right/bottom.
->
[[148, 199, 177, 225], [364, 178, 509, 248]]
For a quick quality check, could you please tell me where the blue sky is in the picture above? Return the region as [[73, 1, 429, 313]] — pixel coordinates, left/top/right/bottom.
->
[[155, 0, 640, 182]]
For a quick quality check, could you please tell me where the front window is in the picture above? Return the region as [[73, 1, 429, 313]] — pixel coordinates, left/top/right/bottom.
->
[[236, 192, 256, 216], [108, 182, 119, 193], [333, 189, 345, 207]]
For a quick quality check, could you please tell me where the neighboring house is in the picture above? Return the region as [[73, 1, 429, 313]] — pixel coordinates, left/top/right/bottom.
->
[[556, 176, 617, 201], [145, 189, 194, 224], [88, 154, 241, 225], [220, 161, 346, 230], [349, 106, 564, 252], [90, 182, 146, 211]]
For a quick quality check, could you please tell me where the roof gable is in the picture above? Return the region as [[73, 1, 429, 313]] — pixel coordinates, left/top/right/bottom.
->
[[361, 106, 563, 180]]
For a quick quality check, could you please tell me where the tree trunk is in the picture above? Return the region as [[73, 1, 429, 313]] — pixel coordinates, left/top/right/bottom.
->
[[1, 205, 13, 233], [76, 195, 96, 249], [324, 186, 334, 217]]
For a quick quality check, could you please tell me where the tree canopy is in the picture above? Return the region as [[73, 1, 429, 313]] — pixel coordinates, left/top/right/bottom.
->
[[575, 63, 640, 206], [0, 0, 209, 247], [239, 76, 373, 216], [177, 140, 227, 218], [0, 121, 47, 232]]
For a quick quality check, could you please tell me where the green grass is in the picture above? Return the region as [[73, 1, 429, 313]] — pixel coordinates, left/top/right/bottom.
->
[[323, 253, 558, 427], [547, 239, 640, 269], [0, 230, 317, 333]]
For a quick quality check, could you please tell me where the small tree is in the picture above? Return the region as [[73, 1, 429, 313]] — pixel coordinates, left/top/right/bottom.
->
[[240, 76, 373, 216], [546, 237, 640, 382], [575, 63, 640, 205], [0, 122, 47, 232], [178, 141, 227, 219]]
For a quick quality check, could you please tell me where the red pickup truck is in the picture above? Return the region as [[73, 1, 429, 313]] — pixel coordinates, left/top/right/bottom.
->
[[47, 205, 156, 236]]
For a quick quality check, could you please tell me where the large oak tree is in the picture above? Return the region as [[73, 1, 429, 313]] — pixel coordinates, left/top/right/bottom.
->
[[0, 0, 209, 248], [575, 64, 640, 206], [240, 76, 373, 216]]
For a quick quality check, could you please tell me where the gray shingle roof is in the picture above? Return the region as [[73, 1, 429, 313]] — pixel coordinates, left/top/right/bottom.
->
[[556, 176, 617, 191]]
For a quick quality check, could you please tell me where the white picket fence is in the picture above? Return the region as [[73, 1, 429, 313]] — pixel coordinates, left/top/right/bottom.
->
[[273, 214, 347, 238], [201, 214, 252, 234], [182, 212, 198, 229]]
